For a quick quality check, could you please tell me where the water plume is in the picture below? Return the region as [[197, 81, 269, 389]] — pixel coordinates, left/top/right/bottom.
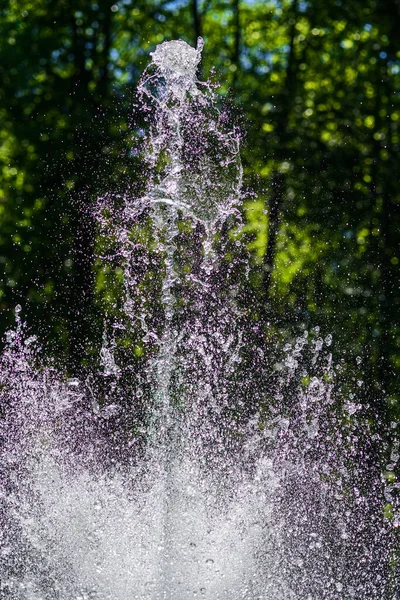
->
[[0, 39, 396, 600]]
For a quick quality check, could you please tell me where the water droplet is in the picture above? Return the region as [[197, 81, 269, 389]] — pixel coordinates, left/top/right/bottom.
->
[[314, 338, 323, 352], [102, 403, 121, 418], [344, 402, 360, 415]]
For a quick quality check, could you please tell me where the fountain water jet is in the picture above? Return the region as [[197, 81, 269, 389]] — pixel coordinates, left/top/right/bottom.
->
[[0, 39, 396, 600]]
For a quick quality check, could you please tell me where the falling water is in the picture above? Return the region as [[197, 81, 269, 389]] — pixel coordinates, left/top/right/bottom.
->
[[0, 40, 397, 600]]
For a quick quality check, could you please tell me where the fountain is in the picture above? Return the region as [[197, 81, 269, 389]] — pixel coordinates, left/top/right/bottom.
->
[[0, 39, 396, 600]]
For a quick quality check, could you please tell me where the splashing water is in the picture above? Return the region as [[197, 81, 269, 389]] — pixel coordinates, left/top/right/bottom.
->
[[0, 40, 397, 600]]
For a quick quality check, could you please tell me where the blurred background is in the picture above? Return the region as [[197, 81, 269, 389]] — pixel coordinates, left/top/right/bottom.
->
[[0, 0, 398, 422]]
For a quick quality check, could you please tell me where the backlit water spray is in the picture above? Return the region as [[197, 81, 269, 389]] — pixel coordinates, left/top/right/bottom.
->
[[0, 40, 397, 599]]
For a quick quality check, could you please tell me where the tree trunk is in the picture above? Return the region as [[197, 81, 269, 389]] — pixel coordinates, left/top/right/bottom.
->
[[263, 171, 284, 298], [66, 4, 113, 373], [262, 0, 299, 300], [231, 0, 241, 89], [192, 0, 202, 46]]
